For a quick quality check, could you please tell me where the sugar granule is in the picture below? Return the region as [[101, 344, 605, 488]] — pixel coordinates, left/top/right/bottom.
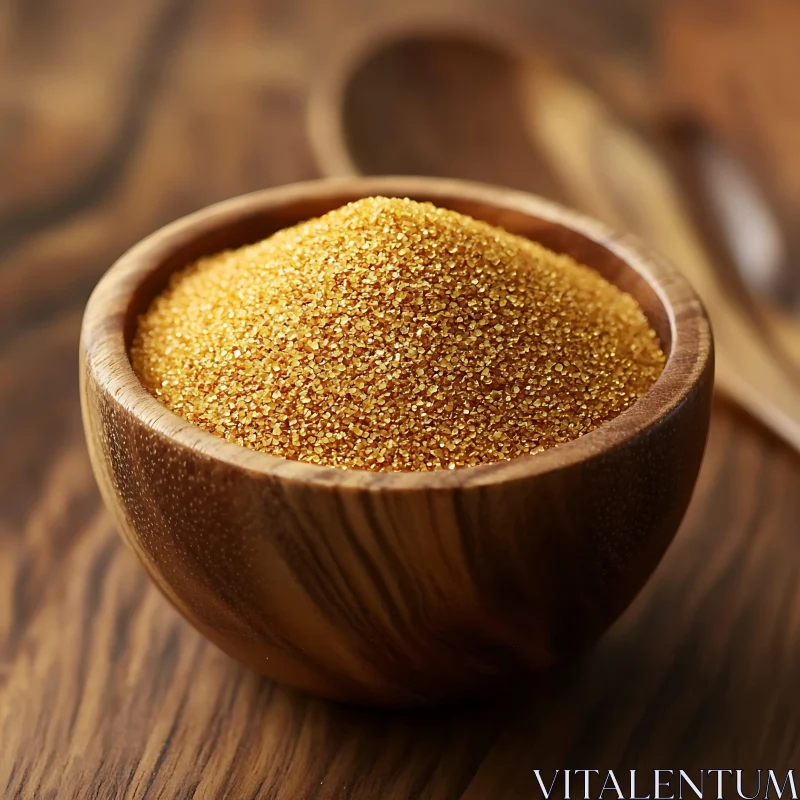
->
[[131, 197, 665, 471]]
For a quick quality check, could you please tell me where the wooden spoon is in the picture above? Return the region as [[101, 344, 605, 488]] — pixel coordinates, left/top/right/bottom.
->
[[309, 29, 800, 454]]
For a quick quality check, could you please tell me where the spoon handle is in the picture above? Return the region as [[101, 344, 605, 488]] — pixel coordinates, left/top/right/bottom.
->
[[665, 123, 800, 377], [520, 64, 800, 452]]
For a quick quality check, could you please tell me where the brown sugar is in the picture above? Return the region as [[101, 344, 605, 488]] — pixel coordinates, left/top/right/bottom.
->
[[131, 197, 665, 471]]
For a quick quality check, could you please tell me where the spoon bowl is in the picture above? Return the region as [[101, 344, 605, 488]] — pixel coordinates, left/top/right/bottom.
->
[[80, 176, 712, 705]]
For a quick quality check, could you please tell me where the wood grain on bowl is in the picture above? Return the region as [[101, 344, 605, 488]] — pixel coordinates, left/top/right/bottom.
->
[[80, 177, 713, 705]]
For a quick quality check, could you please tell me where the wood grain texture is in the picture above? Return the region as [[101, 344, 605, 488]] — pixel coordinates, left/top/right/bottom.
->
[[2, 0, 800, 797], [80, 176, 712, 706]]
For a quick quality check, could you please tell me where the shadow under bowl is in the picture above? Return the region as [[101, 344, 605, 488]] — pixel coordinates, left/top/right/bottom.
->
[[80, 176, 713, 706]]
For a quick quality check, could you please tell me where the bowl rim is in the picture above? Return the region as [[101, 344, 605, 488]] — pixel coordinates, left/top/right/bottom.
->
[[81, 175, 712, 491]]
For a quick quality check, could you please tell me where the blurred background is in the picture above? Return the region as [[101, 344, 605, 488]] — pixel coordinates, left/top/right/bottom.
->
[[3, 0, 800, 797], [3, 0, 800, 309], [3, 0, 800, 437]]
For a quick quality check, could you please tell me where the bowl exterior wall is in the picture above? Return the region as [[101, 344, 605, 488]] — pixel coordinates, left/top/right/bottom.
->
[[81, 345, 712, 705]]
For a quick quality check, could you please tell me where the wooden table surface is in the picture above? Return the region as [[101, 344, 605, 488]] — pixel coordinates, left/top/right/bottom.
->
[[2, 0, 800, 797]]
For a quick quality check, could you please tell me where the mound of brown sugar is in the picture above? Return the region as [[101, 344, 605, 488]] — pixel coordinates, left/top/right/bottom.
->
[[132, 197, 665, 471]]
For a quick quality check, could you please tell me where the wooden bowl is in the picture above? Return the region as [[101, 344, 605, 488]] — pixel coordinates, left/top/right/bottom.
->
[[80, 176, 713, 706]]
